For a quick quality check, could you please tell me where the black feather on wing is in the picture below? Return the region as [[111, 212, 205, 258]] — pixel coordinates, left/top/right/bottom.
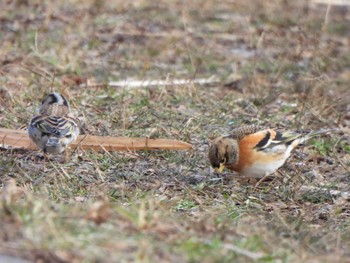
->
[[255, 131, 271, 149], [255, 130, 301, 151], [31, 116, 77, 137]]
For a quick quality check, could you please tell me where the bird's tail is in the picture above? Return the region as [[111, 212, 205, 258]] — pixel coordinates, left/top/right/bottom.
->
[[298, 129, 336, 144], [46, 137, 61, 147]]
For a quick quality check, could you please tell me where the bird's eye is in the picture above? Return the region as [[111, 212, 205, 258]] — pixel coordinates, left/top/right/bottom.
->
[[65, 134, 72, 139]]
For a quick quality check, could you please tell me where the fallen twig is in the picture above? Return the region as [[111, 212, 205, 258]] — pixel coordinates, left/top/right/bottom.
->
[[0, 128, 193, 152], [311, 0, 350, 6], [82, 77, 220, 89]]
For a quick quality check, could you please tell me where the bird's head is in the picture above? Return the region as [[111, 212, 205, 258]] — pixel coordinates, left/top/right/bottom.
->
[[40, 93, 71, 116], [208, 136, 239, 173]]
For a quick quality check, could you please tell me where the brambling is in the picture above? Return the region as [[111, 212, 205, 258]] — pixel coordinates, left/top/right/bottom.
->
[[208, 125, 332, 177], [28, 92, 79, 160]]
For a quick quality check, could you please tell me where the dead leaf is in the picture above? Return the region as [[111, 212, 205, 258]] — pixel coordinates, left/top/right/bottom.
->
[[86, 200, 110, 225], [1, 179, 23, 206], [75, 196, 87, 202], [62, 75, 87, 86]]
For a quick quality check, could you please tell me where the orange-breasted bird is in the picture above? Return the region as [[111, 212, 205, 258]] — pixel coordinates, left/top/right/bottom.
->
[[208, 125, 332, 177]]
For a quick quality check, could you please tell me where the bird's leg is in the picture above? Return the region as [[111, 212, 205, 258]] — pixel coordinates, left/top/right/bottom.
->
[[254, 172, 272, 188], [237, 176, 257, 185], [43, 150, 49, 162], [65, 147, 71, 162]]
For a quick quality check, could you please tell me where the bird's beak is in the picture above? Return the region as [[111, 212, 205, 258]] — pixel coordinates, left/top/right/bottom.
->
[[214, 163, 225, 173]]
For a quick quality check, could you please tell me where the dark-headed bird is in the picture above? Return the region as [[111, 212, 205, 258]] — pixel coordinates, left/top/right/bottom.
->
[[28, 92, 79, 160], [208, 125, 332, 177]]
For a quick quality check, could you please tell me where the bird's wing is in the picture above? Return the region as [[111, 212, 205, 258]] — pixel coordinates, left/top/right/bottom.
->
[[226, 126, 333, 153], [254, 129, 301, 151], [30, 115, 78, 137], [253, 128, 334, 152]]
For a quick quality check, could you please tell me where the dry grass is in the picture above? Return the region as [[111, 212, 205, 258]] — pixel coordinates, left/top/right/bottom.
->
[[0, 0, 350, 262]]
